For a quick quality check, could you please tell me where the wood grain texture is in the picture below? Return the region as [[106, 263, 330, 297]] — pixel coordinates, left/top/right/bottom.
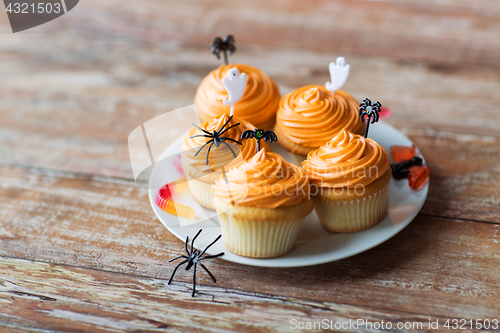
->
[[0, 257, 459, 333], [0, 0, 499, 330], [0, 165, 499, 322]]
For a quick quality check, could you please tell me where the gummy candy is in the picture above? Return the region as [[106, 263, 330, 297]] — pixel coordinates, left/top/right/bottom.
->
[[379, 106, 392, 119], [408, 166, 430, 191], [155, 184, 195, 218], [391, 156, 423, 180], [390, 145, 416, 163]]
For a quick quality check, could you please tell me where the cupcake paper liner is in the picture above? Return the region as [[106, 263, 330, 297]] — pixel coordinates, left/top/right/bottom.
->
[[313, 183, 389, 232], [217, 211, 304, 258], [185, 175, 214, 209]]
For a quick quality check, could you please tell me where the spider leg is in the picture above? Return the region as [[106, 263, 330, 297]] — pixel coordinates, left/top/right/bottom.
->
[[168, 259, 188, 285], [185, 236, 190, 256], [199, 252, 225, 260], [169, 255, 188, 262], [191, 229, 203, 251], [218, 137, 242, 145], [218, 123, 241, 136], [191, 263, 197, 297], [199, 235, 222, 257], [189, 134, 213, 139], [219, 140, 237, 158], [198, 261, 217, 283], [194, 140, 213, 157], [192, 123, 212, 135], [206, 142, 215, 165], [217, 115, 233, 135]]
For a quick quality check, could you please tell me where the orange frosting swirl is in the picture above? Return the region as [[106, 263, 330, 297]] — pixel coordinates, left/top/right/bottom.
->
[[194, 64, 280, 129], [302, 130, 390, 188], [212, 149, 310, 209], [183, 114, 264, 172], [276, 85, 362, 147]]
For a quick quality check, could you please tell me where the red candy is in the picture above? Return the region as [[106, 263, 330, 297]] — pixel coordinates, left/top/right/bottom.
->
[[408, 166, 430, 191], [155, 184, 195, 218], [379, 106, 392, 119], [390, 145, 416, 163], [158, 184, 172, 199]]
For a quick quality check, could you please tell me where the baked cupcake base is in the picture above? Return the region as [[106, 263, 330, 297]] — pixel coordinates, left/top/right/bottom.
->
[[181, 155, 224, 210], [213, 196, 314, 258], [312, 170, 391, 232]]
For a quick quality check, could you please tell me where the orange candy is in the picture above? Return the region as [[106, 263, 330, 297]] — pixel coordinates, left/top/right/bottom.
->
[[155, 185, 195, 218], [408, 166, 430, 191], [390, 145, 416, 163]]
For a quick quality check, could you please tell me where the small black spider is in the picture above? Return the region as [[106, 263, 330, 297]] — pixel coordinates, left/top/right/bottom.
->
[[358, 98, 382, 138], [211, 35, 236, 65], [190, 115, 242, 165], [240, 129, 278, 151], [168, 229, 225, 297]]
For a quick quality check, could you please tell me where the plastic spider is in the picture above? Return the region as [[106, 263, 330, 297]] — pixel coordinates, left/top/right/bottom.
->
[[358, 98, 382, 138], [190, 115, 242, 165], [241, 129, 278, 151], [211, 35, 236, 65], [168, 229, 225, 297]]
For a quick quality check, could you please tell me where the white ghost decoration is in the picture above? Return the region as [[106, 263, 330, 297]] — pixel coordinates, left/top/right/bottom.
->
[[325, 57, 350, 94], [222, 68, 247, 116]]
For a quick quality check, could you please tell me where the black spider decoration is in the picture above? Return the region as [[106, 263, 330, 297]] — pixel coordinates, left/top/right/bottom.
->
[[358, 98, 382, 138], [241, 129, 278, 151], [190, 115, 242, 165], [168, 229, 225, 297], [211, 35, 236, 65]]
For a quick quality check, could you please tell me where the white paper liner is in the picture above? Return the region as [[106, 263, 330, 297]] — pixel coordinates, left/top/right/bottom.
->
[[313, 184, 389, 232], [216, 211, 304, 258], [185, 175, 214, 209]]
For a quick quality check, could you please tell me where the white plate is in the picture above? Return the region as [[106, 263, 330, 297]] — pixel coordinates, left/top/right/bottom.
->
[[148, 121, 428, 267]]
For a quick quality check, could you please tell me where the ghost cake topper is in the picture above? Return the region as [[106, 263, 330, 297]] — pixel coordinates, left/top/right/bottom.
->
[[222, 67, 247, 117], [325, 57, 350, 94]]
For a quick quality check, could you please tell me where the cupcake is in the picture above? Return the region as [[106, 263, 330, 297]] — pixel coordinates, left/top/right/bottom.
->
[[194, 64, 280, 129], [274, 85, 364, 157], [181, 114, 266, 209], [302, 129, 391, 232], [212, 149, 313, 258]]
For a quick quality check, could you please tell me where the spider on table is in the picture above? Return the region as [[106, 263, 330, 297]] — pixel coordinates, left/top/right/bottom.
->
[[168, 229, 225, 297]]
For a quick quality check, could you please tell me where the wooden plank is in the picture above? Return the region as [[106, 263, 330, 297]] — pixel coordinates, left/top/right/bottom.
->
[[0, 165, 499, 320], [403, 128, 500, 222], [42, 0, 500, 67], [0, 257, 456, 333]]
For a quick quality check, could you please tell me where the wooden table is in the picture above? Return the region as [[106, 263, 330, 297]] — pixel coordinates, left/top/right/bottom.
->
[[1, 0, 499, 331]]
